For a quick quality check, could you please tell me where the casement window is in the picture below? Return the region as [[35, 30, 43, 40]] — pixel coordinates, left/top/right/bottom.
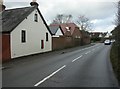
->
[[46, 32, 48, 41], [21, 30, 26, 43], [34, 14, 38, 22], [41, 40, 44, 49]]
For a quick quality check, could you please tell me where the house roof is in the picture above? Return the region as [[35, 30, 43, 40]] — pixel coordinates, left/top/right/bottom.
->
[[50, 23, 79, 35], [1, 6, 36, 33], [49, 26, 63, 35], [0, 5, 52, 35]]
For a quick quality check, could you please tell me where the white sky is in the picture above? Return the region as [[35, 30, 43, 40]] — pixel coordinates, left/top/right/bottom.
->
[[4, 0, 119, 32]]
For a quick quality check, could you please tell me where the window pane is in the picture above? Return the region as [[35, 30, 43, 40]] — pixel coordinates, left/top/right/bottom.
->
[[34, 14, 38, 22], [46, 33, 48, 41], [41, 40, 44, 49], [21, 30, 26, 43]]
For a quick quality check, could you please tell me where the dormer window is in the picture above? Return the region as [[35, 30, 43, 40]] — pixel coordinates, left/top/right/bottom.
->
[[66, 27, 70, 32], [66, 27, 69, 30], [34, 13, 38, 22]]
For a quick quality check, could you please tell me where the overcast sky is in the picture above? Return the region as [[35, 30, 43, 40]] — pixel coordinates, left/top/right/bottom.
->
[[4, 0, 119, 32]]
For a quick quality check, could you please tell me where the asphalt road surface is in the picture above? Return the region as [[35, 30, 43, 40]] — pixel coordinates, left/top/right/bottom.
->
[[2, 43, 119, 87]]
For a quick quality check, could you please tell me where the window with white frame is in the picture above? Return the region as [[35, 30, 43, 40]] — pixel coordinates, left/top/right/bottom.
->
[[21, 30, 26, 43], [34, 13, 38, 22]]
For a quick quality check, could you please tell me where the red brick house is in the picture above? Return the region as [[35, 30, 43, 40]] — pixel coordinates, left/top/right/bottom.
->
[[50, 23, 82, 38]]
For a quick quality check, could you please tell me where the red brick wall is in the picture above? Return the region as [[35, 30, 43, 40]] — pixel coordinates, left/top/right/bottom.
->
[[72, 28, 82, 46], [52, 36, 81, 51], [82, 37, 91, 45], [72, 28, 82, 38], [52, 36, 72, 50], [0, 34, 11, 62]]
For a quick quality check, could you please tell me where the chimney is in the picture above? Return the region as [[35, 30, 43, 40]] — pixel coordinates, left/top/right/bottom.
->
[[30, 0, 39, 7], [0, 0, 6, 12]]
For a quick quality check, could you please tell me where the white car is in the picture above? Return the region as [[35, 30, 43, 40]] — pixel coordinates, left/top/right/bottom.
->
[[104, 40, 111, 45]]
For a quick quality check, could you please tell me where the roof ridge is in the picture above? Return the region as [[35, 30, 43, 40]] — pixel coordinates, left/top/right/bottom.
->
[[4, 6, 35, 11]]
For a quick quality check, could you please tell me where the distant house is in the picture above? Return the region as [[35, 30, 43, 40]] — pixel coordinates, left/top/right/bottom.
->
[[90, 32, 105, 38], [104, 32, 112, 39], [90, 32, 107, 42], [49, 26, 64, 37], [0, 1, 52, 62]]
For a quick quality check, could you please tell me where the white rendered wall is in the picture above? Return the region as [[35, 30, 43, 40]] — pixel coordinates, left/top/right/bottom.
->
[[11, 9, 52, 58]]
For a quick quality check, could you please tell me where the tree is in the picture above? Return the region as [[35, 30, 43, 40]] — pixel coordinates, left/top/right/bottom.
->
[[51, 14, 73, 24], [77, 15, 92, 31], [115, 1, 120, 26], [111, 1, 120, 83], [115, 1, 120, 43]]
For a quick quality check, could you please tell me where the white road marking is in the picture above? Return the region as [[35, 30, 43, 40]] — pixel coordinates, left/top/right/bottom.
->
[[96, 46, 100, 49], [81, 49, 85, 51], [78, 44, 100, 52], [72, 55, 83, 62], [34, 65, 66, 86], [85, 51, 91, 54]]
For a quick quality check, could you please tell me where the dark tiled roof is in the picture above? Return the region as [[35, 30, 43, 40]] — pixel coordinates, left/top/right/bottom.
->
[[1, 6, 36, 33], [49, 26, 60, 35], [0, 6, 52, 35]]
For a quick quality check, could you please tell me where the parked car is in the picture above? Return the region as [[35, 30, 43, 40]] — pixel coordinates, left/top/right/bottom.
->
[[104, 39, 111, 45]]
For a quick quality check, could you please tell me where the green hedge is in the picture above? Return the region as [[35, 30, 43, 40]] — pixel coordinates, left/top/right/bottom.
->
[[110, 42, 120, 84]]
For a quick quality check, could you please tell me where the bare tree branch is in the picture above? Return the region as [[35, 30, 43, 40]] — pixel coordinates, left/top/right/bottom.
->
[[115, 1, 120, 26], [51, 14, 73, 24], [77, 15, 92, 31]]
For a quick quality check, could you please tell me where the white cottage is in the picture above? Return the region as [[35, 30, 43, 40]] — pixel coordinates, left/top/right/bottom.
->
[[1, 1, 52, 62]]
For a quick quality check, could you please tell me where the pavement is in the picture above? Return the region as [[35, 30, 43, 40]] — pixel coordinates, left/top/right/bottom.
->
[[2, 43, 119, 88]]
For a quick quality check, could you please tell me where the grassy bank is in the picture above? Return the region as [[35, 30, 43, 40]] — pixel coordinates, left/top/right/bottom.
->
[[110, 42, 120, 84]]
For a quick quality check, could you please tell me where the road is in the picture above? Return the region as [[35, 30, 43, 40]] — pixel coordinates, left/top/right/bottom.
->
[[2, 43, 119, 87]]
